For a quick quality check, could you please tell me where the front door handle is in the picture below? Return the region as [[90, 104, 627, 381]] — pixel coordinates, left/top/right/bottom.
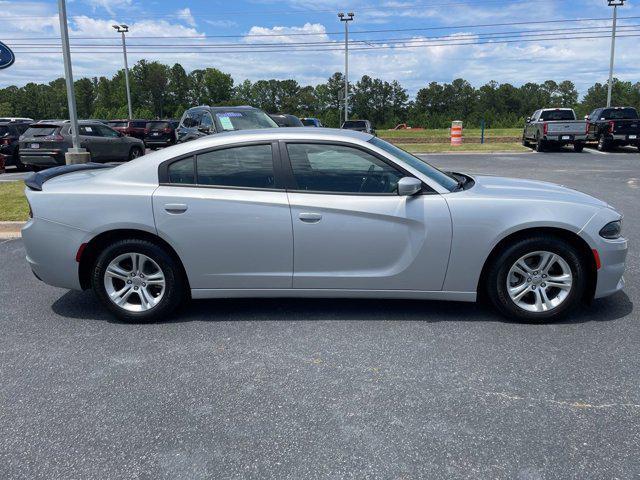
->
[[299, 212, 322, 223], [164, 203, 188, 214]]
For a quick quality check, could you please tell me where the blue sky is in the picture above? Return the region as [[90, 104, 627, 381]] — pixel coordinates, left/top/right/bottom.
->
[[1, 0, 639, 97]]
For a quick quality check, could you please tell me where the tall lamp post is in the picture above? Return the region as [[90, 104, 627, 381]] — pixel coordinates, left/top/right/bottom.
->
[[338, 12, 354, 125], [606, 0, 625, 107], [58, 0, 90, 164], [112, 24, 133, 119]]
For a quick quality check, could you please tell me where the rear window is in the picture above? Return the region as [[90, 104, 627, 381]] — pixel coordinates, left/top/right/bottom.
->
[[147, 121, 170, 129], [601, 108, 638, 120], [539, 110, 575, 121], [213, 110, 278, 131], [301, 119, 316, 126], [23, 126, 59, 137], [131, 121, 146, 128], [108, 121, 128, 128]]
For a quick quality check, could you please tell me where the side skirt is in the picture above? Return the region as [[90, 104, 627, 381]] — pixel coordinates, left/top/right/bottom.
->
[[191, 289, 477, 302]]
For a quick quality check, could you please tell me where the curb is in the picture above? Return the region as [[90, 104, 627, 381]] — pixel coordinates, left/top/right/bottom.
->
[[0, 221, 25, 239]]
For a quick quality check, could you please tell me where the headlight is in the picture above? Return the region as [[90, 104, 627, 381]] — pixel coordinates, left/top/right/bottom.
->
[[599, 220, 622, 239]]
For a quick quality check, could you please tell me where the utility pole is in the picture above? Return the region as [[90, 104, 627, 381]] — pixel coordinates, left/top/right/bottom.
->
[[113, 24, 133, 119], [606, 0, 625, 107], [338, 12, 354, 125], [58, 0, 90, 164]]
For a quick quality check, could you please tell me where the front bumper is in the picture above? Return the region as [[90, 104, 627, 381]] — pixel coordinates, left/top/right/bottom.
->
[[594, 237, 628, 299]]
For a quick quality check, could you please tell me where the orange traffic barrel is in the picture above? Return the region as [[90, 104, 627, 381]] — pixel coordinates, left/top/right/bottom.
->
[[450, 120, 463, 145]]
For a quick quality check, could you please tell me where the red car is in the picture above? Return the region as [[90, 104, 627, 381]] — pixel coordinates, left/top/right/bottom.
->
[[106, 120, 148, 140]]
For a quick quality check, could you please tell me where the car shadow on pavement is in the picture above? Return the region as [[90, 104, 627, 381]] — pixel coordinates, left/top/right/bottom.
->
[[51, 289, 633, 325]]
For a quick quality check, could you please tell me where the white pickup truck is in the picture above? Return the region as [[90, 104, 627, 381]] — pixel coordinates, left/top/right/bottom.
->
[[522, 108, 587, 152]]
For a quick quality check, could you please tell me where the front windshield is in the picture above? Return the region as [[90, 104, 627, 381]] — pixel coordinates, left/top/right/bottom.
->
[[368, 137, 459, 192], [213, 110, 278, 131]]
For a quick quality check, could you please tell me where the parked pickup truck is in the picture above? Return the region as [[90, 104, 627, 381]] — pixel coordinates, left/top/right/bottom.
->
[[522, 108, 587, 152], [586, 106, 640, 152]]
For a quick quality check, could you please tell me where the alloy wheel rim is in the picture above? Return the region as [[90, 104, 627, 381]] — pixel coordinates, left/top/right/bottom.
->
[[104, 252, 165, 312], [506, 250, 573, 313]]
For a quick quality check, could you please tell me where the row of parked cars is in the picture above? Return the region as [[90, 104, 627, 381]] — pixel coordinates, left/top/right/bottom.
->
[[522, 106, 640, 152], [0, 106, 378, 172]]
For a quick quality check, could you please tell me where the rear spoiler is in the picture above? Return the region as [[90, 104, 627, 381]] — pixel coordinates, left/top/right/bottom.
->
[[24, 163, 113, 191]]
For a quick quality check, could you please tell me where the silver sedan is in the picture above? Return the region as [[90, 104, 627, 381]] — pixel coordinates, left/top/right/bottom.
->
[[22, 128, 627, 322]]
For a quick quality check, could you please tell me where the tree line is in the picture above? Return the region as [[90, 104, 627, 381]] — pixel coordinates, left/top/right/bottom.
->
[[1, 59, 639, 129]]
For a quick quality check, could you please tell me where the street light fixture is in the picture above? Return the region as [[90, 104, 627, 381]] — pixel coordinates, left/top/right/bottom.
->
[[606, 0, 626, 107], [338, 12, 354, 124], [112, 24, 133, 119]]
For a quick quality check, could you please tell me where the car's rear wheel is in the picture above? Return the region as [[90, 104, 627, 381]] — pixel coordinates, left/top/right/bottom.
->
[[535, 135, 546, 152], [128, 147, 143, 160], [597, 136, 611, 152], [91, 239, 185, 322], [486, 236, 586, 322]]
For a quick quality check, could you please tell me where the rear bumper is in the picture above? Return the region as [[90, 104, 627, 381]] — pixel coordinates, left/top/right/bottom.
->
[[20, 150, 65, 167], [611, 134, 639, 143], [22, 217, 85, 290], [543, 134, 587, 142], [144, 138, 173, 146]]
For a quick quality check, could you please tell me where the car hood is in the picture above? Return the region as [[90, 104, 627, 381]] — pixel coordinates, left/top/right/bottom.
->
[[468, 174, 609, 208]]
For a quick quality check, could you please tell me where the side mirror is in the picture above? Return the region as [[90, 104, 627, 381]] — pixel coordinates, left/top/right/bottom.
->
[[584, 115, 589, 120], [397, 177, 422, 196], [525, 117, 531, 123]]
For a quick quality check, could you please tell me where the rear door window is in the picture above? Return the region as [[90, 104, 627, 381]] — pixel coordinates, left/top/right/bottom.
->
[[96, 124, 120, 137], [196, 144, 275, 189], [168, 157, 195, 184]]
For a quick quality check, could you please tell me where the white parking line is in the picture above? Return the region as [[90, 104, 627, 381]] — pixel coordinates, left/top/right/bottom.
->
[[584, 148, 608, 155]]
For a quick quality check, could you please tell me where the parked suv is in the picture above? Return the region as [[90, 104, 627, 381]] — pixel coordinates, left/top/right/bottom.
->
[[19, 121, 145, 170], [341, 119, 376, 135], [522, 108, 587, 152], [0, 120, 31, 170], [269, 114, 304, 127], [144, 120, 178, 149], [177, 106, 278, 143], [106, 119, 148, 140], [586, 107, 640, 151]]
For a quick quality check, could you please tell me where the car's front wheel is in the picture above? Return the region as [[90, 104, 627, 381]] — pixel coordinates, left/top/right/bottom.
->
[[91, 239, 185, 322], [573, 142, 584, 152], [486, 236, 586, 322]]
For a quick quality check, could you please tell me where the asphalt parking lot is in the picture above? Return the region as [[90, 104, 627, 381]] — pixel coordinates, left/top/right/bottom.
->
[[1, 149, 638, 479]]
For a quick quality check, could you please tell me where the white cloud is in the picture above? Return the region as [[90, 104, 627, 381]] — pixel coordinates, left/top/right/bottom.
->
[[175, 8, 196, 28], [84, 0, 132, 16], [204, 19, 239, 28]]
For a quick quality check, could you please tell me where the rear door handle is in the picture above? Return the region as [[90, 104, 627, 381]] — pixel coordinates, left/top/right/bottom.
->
[[164, 203, 188, 214], [299, 212, 322, 223]]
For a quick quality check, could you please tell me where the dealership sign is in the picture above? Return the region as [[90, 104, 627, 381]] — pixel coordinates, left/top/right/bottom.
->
[[0, 41, 15, 70]]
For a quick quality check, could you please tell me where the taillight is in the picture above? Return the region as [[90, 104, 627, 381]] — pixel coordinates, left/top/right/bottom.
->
[[144, 128, 149, 134], [543, 122, 548, 135], [1, 138, 9, 145], [585, 121, 590, 134], [608, 121, 615, 134], [163, 128, 171, 133]]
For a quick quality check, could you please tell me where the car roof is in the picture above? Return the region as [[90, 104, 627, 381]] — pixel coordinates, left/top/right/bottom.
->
[[191, 105, 261, 112]]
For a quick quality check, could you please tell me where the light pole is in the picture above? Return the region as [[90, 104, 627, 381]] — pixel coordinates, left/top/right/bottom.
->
[[606, 0, 625, 107], [338, 12, 354, 124], [113, 24, 133, 119], [58, 0, 90, 164]]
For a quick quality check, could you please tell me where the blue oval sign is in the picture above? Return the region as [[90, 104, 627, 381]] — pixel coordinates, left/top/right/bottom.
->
[[0, 41, 15, 70]]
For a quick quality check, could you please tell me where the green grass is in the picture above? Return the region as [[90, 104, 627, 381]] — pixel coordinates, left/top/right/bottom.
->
[[0, 181, 29, 221], [396, 142, 530, 153], [379, 128, 521, 139]]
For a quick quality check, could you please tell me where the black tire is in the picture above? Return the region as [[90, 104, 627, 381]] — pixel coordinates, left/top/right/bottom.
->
[[535, 135, 546, 152], [128, 146, 143, 160], [91, 239, 186, 322], [521, 136, 531, 148], [573, 142, 584, 153], [597, 136, 610, 152], [485, 236, 586, 323]]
